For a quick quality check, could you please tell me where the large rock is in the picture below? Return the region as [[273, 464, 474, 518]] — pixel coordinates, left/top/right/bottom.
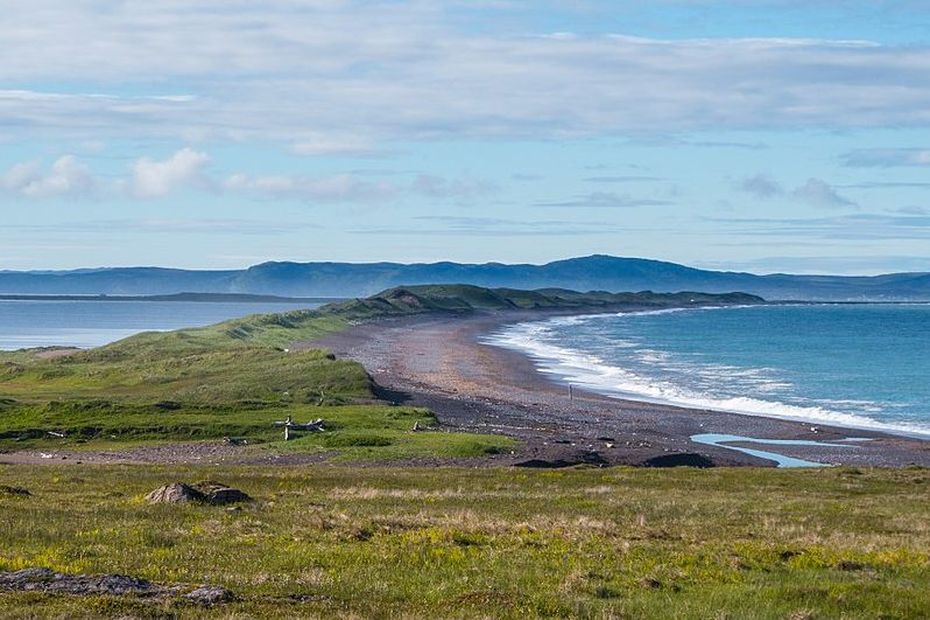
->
[[0, 568, 235, 604], [205, 487, 252, 505], [145, 482, 252, 505], [145, 483, 206, 504], [0, 568, 161, 597], [185, 585, 235, 604]]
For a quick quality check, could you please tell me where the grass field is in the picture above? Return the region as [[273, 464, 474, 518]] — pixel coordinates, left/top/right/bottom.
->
[[1, 464, 929, 618], [0, 287, 534, 458]]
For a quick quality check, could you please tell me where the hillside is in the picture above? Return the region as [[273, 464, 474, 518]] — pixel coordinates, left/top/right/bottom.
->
[[1, 256, 927, 300]]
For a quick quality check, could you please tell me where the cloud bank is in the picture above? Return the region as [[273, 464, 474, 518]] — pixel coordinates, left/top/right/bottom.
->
[[4, 1, 930, 147]]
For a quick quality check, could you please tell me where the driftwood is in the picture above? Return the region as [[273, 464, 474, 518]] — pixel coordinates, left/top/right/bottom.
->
[[273, 416, 325, 440]]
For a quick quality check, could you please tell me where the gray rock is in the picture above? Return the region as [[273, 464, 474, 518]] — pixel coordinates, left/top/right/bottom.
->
[[144, 482, 206, 504], [185, 585, 235, 604], [205, 487, 252, 505], [0, 568, 161, 597], [145, 481, 252, 505]]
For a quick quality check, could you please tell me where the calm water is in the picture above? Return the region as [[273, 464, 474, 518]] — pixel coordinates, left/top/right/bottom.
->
[[487, 304, 930, 437], [0, 300, 324, 350]]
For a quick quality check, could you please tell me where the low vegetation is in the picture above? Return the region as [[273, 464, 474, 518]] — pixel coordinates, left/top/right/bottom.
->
[[1, 464, 929, 618]]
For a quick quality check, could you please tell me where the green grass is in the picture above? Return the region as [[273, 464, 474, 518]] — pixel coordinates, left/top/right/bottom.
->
[[1, 465, 928, 618], [0, 288, 527, 457]]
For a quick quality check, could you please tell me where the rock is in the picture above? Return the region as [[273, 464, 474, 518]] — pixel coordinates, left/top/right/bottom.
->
[[0, 568, 233, 604], [205, 487, 252, 505], [145, 483, 206, 504], [185, 585, 235, 605], [0, 568, 161, 597], [0, 567, 54, 585], [640, 453, 715, 468], [145, 482, 252, 505], [0, 485, 31, 497]]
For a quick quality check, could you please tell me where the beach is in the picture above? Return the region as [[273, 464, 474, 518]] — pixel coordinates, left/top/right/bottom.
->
[[306, 310, 930, 468]]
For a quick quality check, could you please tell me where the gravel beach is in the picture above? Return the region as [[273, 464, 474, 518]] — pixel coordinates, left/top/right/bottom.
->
[[306, 311, 930, 468]]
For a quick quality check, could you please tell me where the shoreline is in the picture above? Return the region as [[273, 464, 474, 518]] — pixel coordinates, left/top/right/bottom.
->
[[306, 309, 930, 468], [483, 308, 930, 441]]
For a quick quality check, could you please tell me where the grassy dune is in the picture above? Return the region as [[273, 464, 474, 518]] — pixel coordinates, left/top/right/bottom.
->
[[1, 465, 929, 618], [0, 285, 757, 455]]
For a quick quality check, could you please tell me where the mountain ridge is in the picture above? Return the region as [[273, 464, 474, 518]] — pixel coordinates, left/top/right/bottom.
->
[[1, 255, 927, 301]]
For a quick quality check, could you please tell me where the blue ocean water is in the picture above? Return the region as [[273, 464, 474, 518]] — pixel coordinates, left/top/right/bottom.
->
[[487, 304, 930, 437], [0, 300, 323, 350]]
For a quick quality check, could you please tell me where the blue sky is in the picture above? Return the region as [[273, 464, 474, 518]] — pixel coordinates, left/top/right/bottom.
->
[[2, 1, 930, 274]]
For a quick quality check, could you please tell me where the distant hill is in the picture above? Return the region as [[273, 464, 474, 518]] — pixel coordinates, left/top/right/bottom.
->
[[1, 255, 928, 301]]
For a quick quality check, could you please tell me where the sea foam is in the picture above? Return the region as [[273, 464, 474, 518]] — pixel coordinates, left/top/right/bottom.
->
[[484, 308, 930, 438]]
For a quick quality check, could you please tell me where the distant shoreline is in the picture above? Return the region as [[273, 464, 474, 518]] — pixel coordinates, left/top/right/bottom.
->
[[0, 292, 344, 304], [306, 309, 930, 468]]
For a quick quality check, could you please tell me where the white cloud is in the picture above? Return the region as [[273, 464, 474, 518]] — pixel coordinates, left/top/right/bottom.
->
[[1, 155, 95, 198], [0, 145, 493, 205], [842, 148, 930, 167], [224, 173, 399, 203], [791, 178, 857, 209], [739, 174, 783, 199], [737, 174, 856, 208], [2, 3, 930, 144], [131, 148, 210, 198]]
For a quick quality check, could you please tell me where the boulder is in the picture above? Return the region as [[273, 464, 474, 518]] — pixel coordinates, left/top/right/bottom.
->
[[145, 483, 206, 504], [185, 585, 235, 604], [145, 481, 252, 505], [0, 568, 234, 604], [0, 568, 160, 597], [205, 487, 252, 505]]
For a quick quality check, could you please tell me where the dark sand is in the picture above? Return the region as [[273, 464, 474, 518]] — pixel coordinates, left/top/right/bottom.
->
[[305, 311, 930, 468]]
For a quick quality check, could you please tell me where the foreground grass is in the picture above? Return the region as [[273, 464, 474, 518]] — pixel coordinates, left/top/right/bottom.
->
[[1, 465, 929, 618]]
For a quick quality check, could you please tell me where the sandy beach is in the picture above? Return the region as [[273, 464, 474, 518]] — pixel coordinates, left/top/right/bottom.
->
[[306, 310, 930, 468]]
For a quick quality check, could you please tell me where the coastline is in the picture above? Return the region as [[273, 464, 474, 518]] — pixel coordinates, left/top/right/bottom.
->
[[306, 309, 930, 468]]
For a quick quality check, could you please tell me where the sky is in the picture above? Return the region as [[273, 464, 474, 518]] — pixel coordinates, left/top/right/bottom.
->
[[2, 1, 930, 274]]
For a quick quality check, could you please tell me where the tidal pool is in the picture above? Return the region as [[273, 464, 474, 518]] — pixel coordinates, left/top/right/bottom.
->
[[690, 433, 865, 468]]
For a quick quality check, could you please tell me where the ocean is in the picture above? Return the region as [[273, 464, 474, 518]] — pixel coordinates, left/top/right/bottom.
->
[[487, 304, 930, 437], [0, 299, 324, 350]]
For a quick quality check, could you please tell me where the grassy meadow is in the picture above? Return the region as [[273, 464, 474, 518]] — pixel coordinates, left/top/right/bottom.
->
[[1, 464, 929, 618], [0, 288, 523, 459]]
